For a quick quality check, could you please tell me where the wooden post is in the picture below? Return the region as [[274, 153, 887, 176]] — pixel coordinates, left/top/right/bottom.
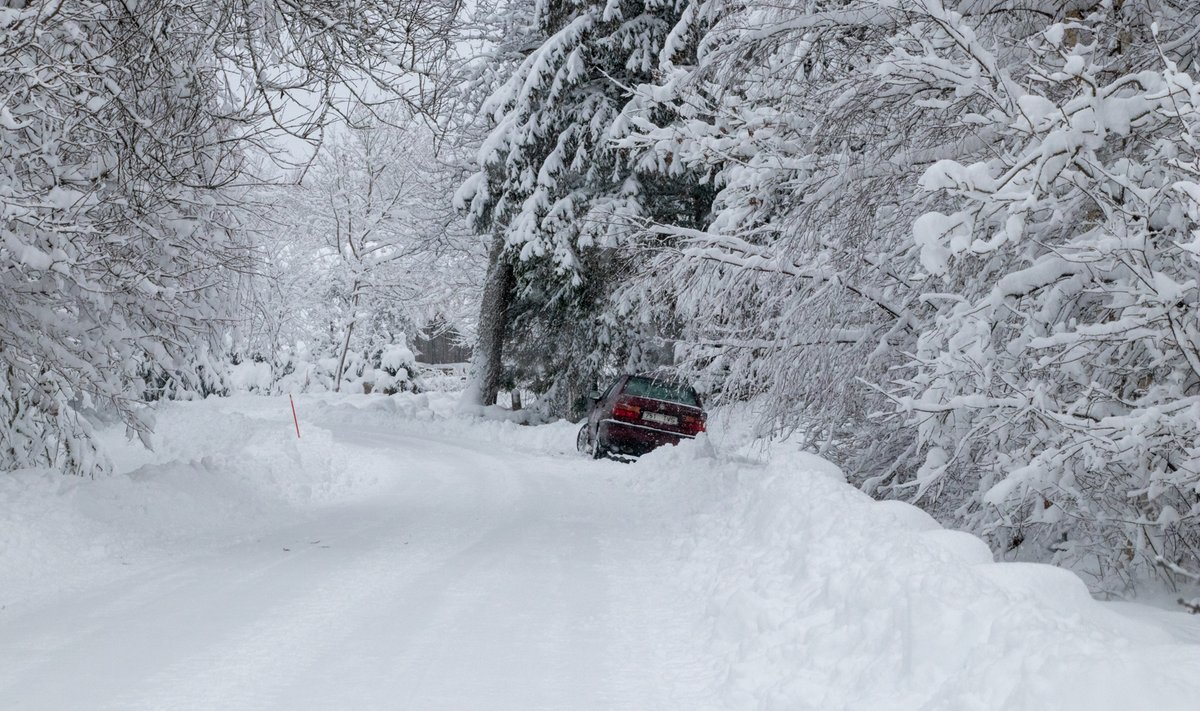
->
[[289, 394, 301, 439]]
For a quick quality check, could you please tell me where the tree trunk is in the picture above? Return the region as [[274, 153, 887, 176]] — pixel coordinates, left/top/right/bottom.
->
[[333, 284, 361, 393], [462, 234, 514, 407]]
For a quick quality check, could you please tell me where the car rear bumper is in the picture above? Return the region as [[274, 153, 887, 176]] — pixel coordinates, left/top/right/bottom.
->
[[599, 419, 693, 456]]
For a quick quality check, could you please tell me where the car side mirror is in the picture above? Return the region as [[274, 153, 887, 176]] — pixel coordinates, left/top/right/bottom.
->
[[587, 390, 601, 401]]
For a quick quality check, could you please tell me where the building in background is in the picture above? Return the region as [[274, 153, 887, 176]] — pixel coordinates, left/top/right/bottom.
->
[[413, 316, 471, 365]]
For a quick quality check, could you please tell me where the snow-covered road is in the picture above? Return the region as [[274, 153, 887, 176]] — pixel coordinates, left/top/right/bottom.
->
[[3, 393, 1200, 711], [1, 413, 718, 711]]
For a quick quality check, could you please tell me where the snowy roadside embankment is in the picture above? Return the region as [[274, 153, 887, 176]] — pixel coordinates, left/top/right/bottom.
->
[[2, 392, 1198, 711], [0, 394, 406, 612], [632, 440, 1200, 711]]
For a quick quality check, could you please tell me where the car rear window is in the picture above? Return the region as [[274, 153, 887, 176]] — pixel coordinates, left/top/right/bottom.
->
[[622, 377, 700, 407]]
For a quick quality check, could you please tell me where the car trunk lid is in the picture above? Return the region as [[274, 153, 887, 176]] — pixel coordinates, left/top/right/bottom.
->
[[612, 395, 705, 436]]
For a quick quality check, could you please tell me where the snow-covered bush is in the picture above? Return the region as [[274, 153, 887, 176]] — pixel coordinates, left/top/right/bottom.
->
[[227, 358, 277, 395], [372, 342, 419, 395], [213, 337, 419, 397]]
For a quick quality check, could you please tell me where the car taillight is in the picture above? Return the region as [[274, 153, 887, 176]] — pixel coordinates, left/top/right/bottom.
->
[[682, 415, 706, 434], [612, 402, 641, 421]]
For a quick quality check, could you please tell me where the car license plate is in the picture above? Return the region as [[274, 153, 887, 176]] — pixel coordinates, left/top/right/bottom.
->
[[642, 412, 677, 426]]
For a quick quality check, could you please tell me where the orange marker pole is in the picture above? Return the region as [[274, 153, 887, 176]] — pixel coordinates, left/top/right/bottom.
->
[[289, 394, 301, 439]]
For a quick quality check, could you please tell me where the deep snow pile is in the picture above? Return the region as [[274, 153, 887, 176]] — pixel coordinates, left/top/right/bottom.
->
[[0, 394, 407, 610], [2, 392, 1198, 711], [635, 439, 1200, 710]]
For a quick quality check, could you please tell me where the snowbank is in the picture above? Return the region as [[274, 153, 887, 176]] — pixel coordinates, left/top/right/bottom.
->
[[0, 395, 401, 611], [630, 439, 1200, 711]]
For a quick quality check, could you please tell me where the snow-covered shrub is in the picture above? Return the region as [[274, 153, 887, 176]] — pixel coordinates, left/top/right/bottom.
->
[[227, 358, 276, 395], [372, 342, 418, 395], [204, 336, 419, 397]]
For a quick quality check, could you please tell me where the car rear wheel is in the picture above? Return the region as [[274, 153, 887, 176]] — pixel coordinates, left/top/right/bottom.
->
[[576, 424, 590, 454], [591, 435, 607, 460]]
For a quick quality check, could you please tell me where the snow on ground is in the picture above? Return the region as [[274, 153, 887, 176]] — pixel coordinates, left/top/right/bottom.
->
[[1, 393, 1198, 710]]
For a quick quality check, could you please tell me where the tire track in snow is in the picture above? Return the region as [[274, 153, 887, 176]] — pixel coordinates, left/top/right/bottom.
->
[[0, 415, 723, 711]]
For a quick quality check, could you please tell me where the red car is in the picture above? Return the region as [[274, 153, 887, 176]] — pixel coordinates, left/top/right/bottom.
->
[[576, 375, 706, 459]]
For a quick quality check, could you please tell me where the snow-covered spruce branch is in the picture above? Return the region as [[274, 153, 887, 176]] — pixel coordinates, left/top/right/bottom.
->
[[650, 224, 913, 324]]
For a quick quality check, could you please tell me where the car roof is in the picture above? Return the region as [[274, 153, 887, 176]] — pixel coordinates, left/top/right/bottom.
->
[[625, 374, 697, 390]]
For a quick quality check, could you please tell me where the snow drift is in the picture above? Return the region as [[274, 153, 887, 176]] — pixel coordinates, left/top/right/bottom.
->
[[635, 439, 1200, 710]]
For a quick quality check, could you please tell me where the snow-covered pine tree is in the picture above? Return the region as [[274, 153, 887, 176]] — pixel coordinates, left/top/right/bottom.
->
[[617, 0, 934, 452], [455, 0, 712, 413]]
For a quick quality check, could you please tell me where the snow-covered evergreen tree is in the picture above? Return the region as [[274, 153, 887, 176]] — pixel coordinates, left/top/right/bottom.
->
[[617, 0, 932, 457], [456, 0, 712, 413]]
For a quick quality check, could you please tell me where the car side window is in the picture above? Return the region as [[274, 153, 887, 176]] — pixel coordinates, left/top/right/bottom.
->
[[599, 377, 620, 403]]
